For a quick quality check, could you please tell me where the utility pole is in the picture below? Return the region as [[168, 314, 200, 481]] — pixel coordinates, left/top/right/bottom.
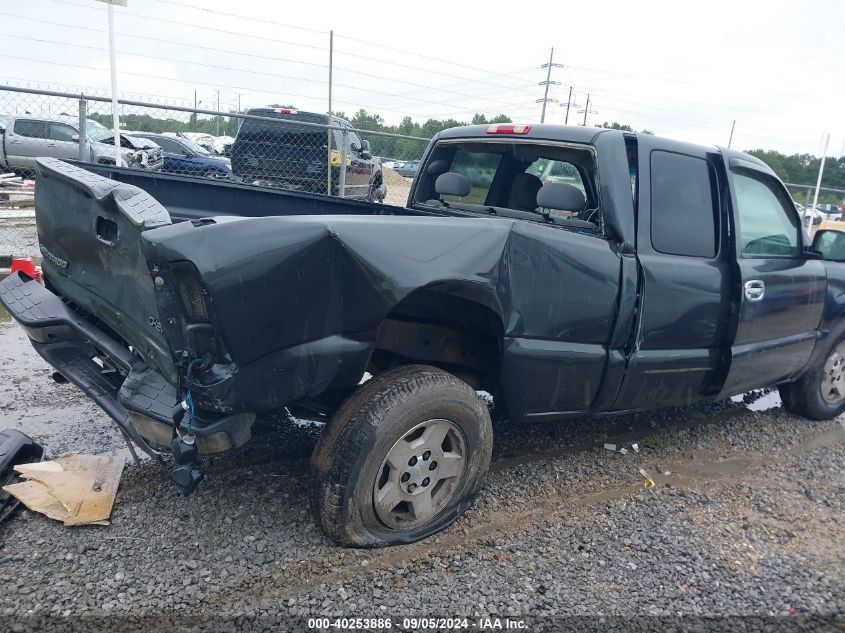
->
[[728, 120, 736, 148], [216, 90, 220, 135], [578, 94, 596, 126], [236, 92, 244, 114], [537, 47, 563, 123], [811, 133, 830, 218], [327, 29, 334, 196], [562, 86, 580, 125], [193, 90, 197, 132], [95, 0, 128, 166]]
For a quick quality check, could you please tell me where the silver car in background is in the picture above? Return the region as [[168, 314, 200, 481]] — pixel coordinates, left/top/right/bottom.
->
[[0, 115, 164, 174]]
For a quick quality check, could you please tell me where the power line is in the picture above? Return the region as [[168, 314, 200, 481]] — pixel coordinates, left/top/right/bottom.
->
[[0, 53, 484, 121], [0, 33, 544, 112], [147, 0, 327, 35], [0, 30, 538, 113], [143, 0, 547, 86], [42, 0, 551, 96]]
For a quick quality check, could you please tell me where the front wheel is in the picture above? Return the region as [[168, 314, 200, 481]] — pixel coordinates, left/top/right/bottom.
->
[[780, 335, 845, 419], [309, 365, 493, 547]]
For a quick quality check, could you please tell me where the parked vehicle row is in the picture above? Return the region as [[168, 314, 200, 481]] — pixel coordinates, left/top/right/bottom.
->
[[127, 132, 232, 179], [802, 202, 844, 227], [395, 160, 420, 178], [0, 115, 164, 174]]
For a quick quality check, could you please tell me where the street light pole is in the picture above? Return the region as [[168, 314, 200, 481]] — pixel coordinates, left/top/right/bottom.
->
[[97, 0, 128, 165], [811, 133, 831, 217]]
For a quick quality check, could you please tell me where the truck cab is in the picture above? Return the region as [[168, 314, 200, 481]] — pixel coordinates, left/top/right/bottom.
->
[[407, 125, 826, 419]]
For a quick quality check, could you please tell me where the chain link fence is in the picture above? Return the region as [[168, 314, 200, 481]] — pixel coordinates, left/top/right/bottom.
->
[[0, 85, 431, 261]]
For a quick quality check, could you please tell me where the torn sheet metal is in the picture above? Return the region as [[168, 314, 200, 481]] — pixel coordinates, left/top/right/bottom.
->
[[2, 454, 124, 526]]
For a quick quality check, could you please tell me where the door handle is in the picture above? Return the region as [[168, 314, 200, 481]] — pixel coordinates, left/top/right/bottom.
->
[[9, 140, 21, 144], [745, 280, 765, 302]]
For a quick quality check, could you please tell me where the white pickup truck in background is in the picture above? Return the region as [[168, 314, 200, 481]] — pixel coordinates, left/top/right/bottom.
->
[[0, 114, 163, 174]]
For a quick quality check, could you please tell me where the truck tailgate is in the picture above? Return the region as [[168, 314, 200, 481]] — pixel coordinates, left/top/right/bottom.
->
[[33, 157, 176, 381]]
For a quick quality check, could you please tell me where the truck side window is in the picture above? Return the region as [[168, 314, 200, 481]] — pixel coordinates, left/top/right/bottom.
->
[[733, 170, 800, 258], [13, 120, 46, 139], [47, 123, 77, 142], [154, 138, 182, 154], [650, 151, 717, 258]]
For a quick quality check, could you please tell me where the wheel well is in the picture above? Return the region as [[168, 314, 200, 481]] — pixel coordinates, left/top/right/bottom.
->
[[368, 287, 503, 391]]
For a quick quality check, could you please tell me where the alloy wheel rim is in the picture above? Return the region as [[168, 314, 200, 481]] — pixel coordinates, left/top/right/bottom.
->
[[373, 419, 466, 530], [821, 342, 845, 404]]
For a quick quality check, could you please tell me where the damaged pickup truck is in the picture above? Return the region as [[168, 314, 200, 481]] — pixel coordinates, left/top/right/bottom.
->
[[4, 124, 845, 547]]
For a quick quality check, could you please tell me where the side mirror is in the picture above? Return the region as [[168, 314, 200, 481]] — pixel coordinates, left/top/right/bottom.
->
[[71, 133, 80, 142], [360, 139, 372, 159], [811, 230, 845, 261], [183, 150, 193, 158]]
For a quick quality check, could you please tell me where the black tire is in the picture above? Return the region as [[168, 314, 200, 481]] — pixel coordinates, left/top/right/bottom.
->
[[367, 175, 385, 203], [309, 365, 493, 547], [780, 333, 845, 420]]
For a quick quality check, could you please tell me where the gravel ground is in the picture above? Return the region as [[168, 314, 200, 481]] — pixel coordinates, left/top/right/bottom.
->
[[0, 308, 843, 632]]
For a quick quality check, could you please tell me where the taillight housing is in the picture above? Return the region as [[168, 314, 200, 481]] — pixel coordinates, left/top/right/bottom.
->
[[171, 263, 209, 321]]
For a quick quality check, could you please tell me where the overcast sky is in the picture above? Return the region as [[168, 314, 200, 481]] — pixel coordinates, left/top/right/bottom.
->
[[2, 0, 843, 155]]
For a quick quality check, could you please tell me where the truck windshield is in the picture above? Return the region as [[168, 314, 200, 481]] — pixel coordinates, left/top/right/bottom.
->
[[413, 140, 598, 226], [180, 137, 210, 155], [86, 120, 115, 143]]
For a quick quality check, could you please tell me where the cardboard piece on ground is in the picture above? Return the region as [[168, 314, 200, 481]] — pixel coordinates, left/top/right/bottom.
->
[[2, 454, 124, 526]]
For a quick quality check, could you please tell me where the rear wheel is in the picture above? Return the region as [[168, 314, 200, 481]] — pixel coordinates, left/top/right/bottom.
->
[[309, 365, 492, 547], [780, 335, 845, 419]]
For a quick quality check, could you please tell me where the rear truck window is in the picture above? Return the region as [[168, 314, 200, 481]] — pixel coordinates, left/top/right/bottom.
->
[[236, 109, 338, 148], [650, 151, 718, 258], [443, 149, 501, 204], [414, 140, 599, 226]]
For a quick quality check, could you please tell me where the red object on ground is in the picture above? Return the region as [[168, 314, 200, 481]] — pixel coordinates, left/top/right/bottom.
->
[[10, 257, 41, 282]]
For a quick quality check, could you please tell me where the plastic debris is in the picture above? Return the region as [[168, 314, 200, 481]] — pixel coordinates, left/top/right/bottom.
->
[[604, 443, 616, 452], [632, 443, 640, 453], [2, 454, 124, 526], [638, 467, 656, 488], [619, 447, 628, 455]]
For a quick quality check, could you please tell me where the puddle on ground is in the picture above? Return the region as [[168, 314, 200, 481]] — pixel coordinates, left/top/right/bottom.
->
[[575, 425, 845, 507], [0, 311, 146, 463], [731, 390, 782, 411]]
